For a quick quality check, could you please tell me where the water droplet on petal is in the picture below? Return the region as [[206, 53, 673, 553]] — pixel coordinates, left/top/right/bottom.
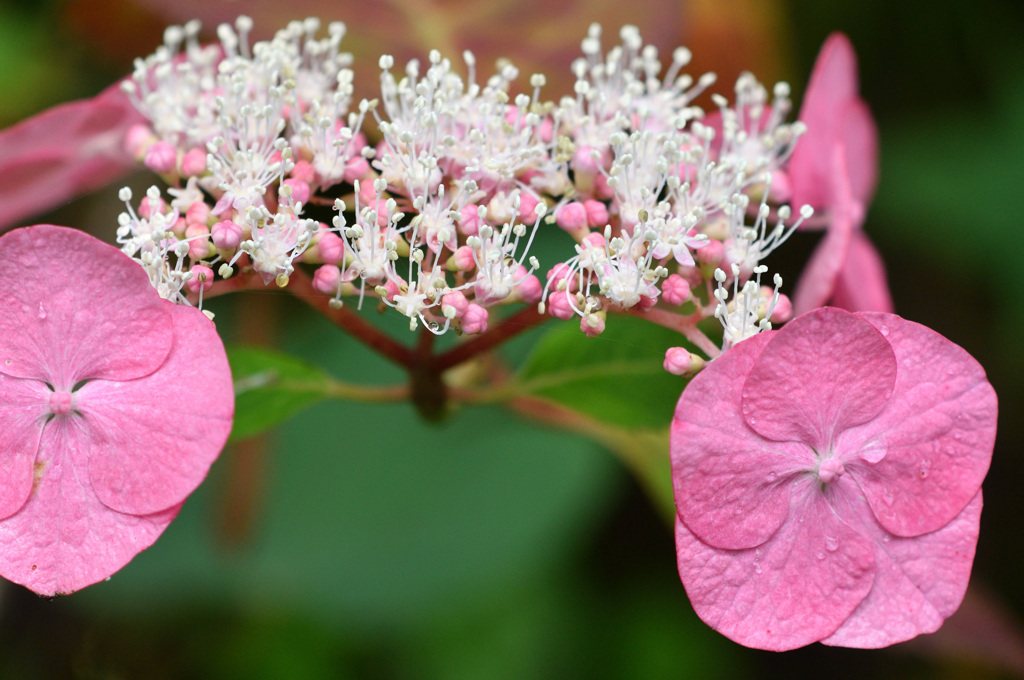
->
[[825, 536, 839, 552], [4, 359, 11, 366], [766, 471, 777, 482], [879, 325, 889, 336], [882, 534, 891, 543], [753, 563, 762, 574], [816, 551, 825, 560], [36, 303, 46, 320]]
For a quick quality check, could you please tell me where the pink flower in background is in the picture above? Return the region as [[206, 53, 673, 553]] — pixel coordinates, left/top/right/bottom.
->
[[788, 33, 893, 315], [0, 83, 142, 231], [671, 307, 996, 650], [0, 225, 233, 595]]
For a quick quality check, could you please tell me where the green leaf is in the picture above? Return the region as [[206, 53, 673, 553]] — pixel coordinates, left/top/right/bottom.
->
[[517, 314, 691, 429], [227, 345, 336, 441]]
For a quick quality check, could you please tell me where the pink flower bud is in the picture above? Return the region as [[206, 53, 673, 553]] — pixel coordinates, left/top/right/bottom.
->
[[170, 216, 187, 238], [547, 291, 576, 320], [318, 231, 345, 265], [556, 202, 588, 232], [186, 264, 214, 293], [138, 195, 166, 219], [662, 274, 692, 306], [581, 313, 605, 337], [441, 290, 469, 318], [186, 201, 211, 226], [594, 173, 614, 200], [458, 204, 480, 236], [517, 192, 540, 221], [461, 304, 489, 334], [185, 224, 211, 260], [546, 263, 577, 292], [676, 265, 703, 288], [537, 118, 554, 143], [696, 239, 725, 266], [583, 200, 609, 228], [571, 145, 603, 175], [312, 264, 342, 293], [769, 169, 792, 204], [452, 245, 476, 271], [283, 178, 310, 205], [383, 277, 402, 302], [181, 148, 208, 176], [770, 293, 793, 324], [344, 156, 371, 183], [211, 220, 243, 250], [291, 160, 315, 184], [583, 231, 606, 249], [516, 270, 543, 304], [144, 141, 177, 174], [663, 347, 693, 375], [358, 178, 378, 205]]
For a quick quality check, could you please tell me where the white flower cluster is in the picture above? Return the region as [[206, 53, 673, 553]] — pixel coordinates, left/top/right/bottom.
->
[[117, 17, 809, 347]]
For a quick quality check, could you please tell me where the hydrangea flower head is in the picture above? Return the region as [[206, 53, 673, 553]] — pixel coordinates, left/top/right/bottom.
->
[[0, 225, 233, 596], [671, 307, 996, 650]]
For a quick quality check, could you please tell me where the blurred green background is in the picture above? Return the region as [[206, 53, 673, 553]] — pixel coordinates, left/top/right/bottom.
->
[[1, 0, 1022, 678]]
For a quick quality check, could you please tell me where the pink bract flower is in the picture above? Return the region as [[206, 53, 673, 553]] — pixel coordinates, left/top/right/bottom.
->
[[0, 225, 234, 596], [671, 307, 996, 650], [788, 34, 893, 315], [0, 83, 143, 231]]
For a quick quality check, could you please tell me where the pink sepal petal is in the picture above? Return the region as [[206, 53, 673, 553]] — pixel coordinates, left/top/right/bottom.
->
[[672, 332, 811, 550], [742, 308, 896, 452], [841, 313, 996, 536], [823, 491, 982, 648], [830, 231, 895, 313], [842, 99, 880, 208], [792, 143, 858, 316], [83, 303, 234, 516], [0, 83, 143, 231], [0, 418, 180, 596], [0, 375, 50, 520], [676, 477, 876, 652], [0, 225, 172, 386], [789, 33, 860, 210]]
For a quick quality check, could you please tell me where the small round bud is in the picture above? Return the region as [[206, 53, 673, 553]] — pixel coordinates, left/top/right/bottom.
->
[[186, 265, 214, 294], [661, 274, 692, 306], [556, 201, 588, 232], [211, 220, 243, 250], [144, 141, 177, 174], [461, 304, 489, 335], [312, 265, 342, 293], [180, 148, 208, 176]]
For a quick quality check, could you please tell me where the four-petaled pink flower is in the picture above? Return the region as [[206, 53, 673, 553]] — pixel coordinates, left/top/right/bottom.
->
[[0, 225, 234, 596], [671, 307, 996, 650], [788, 34, 894, 315]]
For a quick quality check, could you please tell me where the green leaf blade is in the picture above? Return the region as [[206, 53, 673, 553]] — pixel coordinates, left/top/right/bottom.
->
[[227, 346, 336, 441], [518, 315, 691, 429]]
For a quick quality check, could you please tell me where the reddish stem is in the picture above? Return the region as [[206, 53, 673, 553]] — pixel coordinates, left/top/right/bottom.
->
[[286, 268, 416, 368], [630, 307, 721, 359], [435, 306, 548, 371], [197, 267, 550, 385]]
